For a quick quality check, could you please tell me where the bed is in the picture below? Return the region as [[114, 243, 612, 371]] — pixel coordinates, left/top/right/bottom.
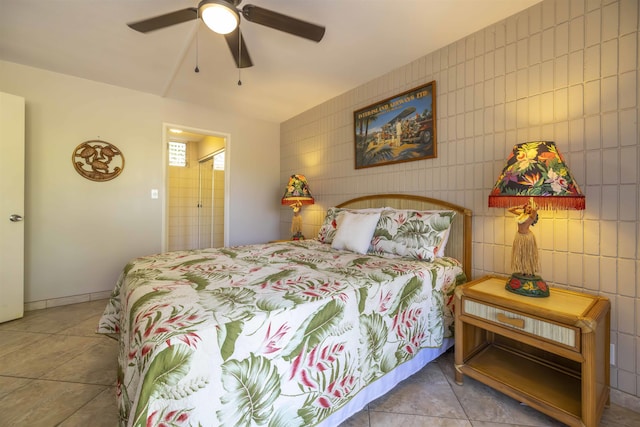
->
[[98, 194, 472, 427]]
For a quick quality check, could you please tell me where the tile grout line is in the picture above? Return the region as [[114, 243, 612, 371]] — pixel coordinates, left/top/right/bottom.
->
[[53, 385, 114, 427]]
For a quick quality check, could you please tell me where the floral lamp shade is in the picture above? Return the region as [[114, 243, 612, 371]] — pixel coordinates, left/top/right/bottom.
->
[[281, 174, 314, 205], [282, 174, 314, 240], [489, 141, 585, 298], [488, 141, 585, 210]]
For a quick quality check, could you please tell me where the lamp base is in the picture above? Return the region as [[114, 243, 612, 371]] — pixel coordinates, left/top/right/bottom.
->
[[505, 273, 550, 297], [292, 232, 305, 240]]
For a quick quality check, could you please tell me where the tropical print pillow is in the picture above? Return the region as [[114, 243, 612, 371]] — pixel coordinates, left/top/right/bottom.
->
[[370, 209, 455, 261], [316, 207, 342, 243]]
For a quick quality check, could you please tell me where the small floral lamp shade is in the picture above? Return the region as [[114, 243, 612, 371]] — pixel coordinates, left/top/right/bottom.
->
[[489, 141, 584, 298], [281, 174, 314, 205], [488, 141, 585, 210]]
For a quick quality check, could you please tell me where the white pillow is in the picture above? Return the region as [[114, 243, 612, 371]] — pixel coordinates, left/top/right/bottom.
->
[[331, 211, 381, 254], [316, 207, 389, 243]]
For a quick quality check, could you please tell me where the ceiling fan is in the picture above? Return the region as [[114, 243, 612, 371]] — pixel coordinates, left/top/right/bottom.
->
[[127, 0, 326, 69]]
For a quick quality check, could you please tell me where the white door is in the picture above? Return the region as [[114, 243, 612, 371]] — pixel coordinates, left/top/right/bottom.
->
[[0, 92, 25, 323]]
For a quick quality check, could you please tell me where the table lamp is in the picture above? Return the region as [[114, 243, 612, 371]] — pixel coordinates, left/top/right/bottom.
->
[[281, 174, 314, 240], [489, 141, 585, 297]]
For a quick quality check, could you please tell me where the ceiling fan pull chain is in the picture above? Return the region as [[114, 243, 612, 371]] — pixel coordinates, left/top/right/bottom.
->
[[237, 33, 242, 86], [194, 11, 200, 73]]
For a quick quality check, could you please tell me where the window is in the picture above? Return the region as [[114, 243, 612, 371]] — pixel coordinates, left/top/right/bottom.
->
[[213, 150, 225, 170], [168, 141, 187, 167]]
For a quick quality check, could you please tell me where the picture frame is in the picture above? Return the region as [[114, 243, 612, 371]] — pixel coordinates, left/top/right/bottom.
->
[[354, 81, 436, 169]]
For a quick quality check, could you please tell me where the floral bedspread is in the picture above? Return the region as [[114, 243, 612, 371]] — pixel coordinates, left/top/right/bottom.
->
[[97, 240, 465, 427]]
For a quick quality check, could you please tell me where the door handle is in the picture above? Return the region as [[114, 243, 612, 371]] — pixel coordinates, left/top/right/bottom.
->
[[9, 214, 23, 222]]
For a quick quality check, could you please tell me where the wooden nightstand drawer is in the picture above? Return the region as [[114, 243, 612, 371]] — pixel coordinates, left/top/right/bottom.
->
[[463, 299, 580, 351]]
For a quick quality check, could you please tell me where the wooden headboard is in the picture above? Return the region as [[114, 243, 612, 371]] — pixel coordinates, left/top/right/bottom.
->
[[337, 194, 472, 280]]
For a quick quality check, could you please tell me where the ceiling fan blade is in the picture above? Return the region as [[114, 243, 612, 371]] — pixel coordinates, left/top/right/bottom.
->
[[241, 5, 325, 42], [224, 29, 254, 68], [128, 8, 198, 33]]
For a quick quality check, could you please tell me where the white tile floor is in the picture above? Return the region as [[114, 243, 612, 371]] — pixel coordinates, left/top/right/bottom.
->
[[0, 299, 639, 426]]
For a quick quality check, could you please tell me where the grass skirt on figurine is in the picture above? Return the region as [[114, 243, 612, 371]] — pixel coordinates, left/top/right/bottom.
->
[[511, 231, 539, 276]]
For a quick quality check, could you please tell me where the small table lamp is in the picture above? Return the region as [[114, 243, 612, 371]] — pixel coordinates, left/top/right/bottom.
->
[[489, 141, 585, 297], [281, 174, 314, 240]]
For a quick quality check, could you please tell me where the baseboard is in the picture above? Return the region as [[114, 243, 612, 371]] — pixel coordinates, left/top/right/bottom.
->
[[611, 388, 640, 413], [24, 290, 112, 312]]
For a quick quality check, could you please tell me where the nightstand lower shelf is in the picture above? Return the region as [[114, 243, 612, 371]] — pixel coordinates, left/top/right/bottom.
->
[[462, 342, 581, 420]]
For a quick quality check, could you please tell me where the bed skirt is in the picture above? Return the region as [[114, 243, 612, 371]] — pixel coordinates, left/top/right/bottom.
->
[[317, 338, 454, 426]]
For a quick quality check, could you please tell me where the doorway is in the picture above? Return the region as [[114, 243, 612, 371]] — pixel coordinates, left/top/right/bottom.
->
[[164, 125, 228, 252]]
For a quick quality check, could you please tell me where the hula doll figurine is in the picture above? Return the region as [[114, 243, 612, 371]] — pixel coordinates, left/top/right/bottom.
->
[[290, 201, 304, 240], [505, 199, 548, 297], [508, 201, 539, 276]]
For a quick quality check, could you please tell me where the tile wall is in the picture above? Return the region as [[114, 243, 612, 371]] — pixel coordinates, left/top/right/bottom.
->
[[281, 0, 639, 400]]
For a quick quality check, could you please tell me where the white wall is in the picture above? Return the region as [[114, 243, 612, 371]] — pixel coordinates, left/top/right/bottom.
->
[[0, 60, 280, 305], [281, 0, 639, 403]]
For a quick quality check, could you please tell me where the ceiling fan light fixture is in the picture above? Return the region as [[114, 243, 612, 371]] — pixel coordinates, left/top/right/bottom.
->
[[199, 0, 239, 35]]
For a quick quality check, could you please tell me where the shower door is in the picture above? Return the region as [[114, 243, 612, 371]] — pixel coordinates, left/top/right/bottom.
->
[[197, 150, 225, 249], [197, 156, 214, 249]]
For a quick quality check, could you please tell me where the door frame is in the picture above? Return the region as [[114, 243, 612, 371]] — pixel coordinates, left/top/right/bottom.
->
[[162, 123, 230, 252]]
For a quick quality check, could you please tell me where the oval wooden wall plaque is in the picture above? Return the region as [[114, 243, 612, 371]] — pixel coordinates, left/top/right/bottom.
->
[[72, 140, 124, 182]]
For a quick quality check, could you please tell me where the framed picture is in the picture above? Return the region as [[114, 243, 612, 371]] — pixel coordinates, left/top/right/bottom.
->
[[354, 81, 436, 169]]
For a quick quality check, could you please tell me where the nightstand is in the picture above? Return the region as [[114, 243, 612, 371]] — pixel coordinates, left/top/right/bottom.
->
[[454, 275, 610, 427]]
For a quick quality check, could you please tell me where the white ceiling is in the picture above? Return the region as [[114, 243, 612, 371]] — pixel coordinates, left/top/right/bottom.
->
[[0, 0, 541, 123]]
